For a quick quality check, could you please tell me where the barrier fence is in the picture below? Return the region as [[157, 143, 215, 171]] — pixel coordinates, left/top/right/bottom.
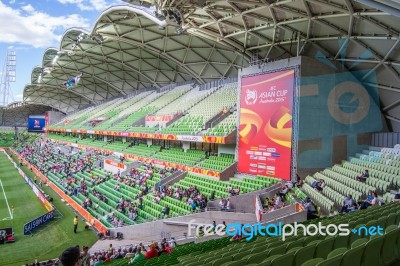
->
[[8, 148, 107, 235], [44, 128, 228, 144]]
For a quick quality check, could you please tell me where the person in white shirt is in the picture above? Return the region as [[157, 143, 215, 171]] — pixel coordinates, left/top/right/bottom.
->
[[285, 181, 293, 190], [274, 193, 282, 208], [219, 199, 226, 210], [226, 199, 231, 211], [360, 192, 378, 209], [169, 237, 176, 247], [278, 185, 289, 201]]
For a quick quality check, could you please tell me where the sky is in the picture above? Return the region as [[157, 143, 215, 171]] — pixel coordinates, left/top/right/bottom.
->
[[0, 0, 124, 104]]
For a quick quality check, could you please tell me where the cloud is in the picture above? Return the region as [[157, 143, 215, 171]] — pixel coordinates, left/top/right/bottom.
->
[[9, 0, 15, 4], [21, 3, 34, 13], [15, 94, 23, 99], [0, 1, 90, 48], [57, 0, 117, 11]]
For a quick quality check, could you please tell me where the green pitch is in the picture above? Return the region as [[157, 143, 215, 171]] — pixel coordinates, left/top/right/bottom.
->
[[0, 151, 98, 266]]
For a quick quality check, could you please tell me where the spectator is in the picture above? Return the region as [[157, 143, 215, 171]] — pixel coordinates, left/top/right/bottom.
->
[[190, 200, 197, 212], [165, 243, 172, 254], [168, 237, 177, 248], [357, 170, 369, 182], [210, 190, 215, 201], [339, 195, 356, 214], [158, 243, 168, 256], [107, 244, 113, 253], [145, 243, 158, 259], [360, 192, 378, 210], [315, 179, 325, 192], [294, 176, 303, 188], [226, 199, 231, 211], [278, 185, 289, 200], [274, 193, 282, 208], [59, 246, 81, 266], [73, 216, 78, 234], [129, 247, 145, 264], [219, 198, 226, 211], [212, 221, 217, 233], [303, 197, 317, 220], [81, 246, 90, 266], [285, 181, 293, 190], [160, 205, 170, 217], [197, 226, 204, 238]]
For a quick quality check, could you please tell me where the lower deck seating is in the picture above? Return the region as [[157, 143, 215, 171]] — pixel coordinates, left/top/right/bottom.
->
[[106, 202, 400, 266]]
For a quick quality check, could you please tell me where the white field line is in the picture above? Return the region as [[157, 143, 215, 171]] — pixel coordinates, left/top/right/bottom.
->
[[0, 179, 12, 220]]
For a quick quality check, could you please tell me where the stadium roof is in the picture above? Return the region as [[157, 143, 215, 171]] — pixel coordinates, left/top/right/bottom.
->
[[24, 1, 400, 125]]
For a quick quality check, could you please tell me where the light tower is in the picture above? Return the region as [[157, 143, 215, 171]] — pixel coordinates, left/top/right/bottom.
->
[[0, 50, 16, 106]]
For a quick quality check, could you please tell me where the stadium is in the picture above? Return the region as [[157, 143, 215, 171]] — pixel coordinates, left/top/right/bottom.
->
[[1, 0, 400, 265]]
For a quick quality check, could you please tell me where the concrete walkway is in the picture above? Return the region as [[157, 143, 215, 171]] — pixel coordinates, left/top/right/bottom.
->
[[89, 239, 138, 253]]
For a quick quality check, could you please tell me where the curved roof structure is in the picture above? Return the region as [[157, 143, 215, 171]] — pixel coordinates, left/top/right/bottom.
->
[[24, 5, 246, 112], [24, 1, 400, 128]]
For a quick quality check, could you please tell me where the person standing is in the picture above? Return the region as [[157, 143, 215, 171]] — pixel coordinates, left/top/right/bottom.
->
[[73, 216, 78, 233]]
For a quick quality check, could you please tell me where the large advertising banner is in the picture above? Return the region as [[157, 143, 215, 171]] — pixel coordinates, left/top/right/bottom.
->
[[23, 210, 55, 235], [238, 69, 295, 181]]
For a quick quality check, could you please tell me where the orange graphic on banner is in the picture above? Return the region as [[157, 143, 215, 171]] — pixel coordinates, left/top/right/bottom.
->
[[145, 115, 174, 122], [264, 106, 292, 148], [105, 159, 125, 169], [239, 108, 263, 144]]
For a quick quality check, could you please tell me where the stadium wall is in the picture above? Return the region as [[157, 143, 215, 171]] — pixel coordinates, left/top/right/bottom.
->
[[46, 111, 65, 126]]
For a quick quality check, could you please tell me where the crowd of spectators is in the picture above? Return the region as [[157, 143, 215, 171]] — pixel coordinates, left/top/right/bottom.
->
[[51, 238, 177, 266], [16, 138, 178, 226], [154, 184, 208, 213], [339, 190, 379, 214]]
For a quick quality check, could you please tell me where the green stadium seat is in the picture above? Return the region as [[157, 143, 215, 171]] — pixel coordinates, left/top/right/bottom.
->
[[381, 227, 400, 266], [361, 236, 384, 266], [294, 244, 317, 266], [340, 245, 364, 266], [315, 238, 334, 259], [300, 258, 324, 266]]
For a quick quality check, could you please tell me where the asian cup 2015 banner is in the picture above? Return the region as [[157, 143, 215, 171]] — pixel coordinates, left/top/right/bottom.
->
[[238, 69, 295, 181]]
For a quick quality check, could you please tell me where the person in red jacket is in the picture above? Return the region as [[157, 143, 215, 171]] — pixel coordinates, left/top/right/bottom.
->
[[145, 243, 158, 259]]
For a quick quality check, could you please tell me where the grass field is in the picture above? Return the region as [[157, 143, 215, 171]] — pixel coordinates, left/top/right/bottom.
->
[[0, 151, 98, 266]]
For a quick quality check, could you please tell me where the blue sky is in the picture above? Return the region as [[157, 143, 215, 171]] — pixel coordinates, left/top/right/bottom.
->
[[0, 0, 124, 103]]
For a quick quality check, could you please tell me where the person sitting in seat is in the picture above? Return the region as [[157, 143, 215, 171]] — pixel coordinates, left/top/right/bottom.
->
[[129, 247, 145, 264], [274, 193, 282, 208], [197, 226, 204, 238], [360, 192, 378, 210], [315, 179, 325, 192], [145, 243, 158, 260], [356, 170, 369, 182], [311, 179, 321, 189], [219, 198, 226, 210], [339, 195, 356, 214], [160, 205, 170, 218], [278, 185, 289, 201], [303, 197, 317, 220]]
